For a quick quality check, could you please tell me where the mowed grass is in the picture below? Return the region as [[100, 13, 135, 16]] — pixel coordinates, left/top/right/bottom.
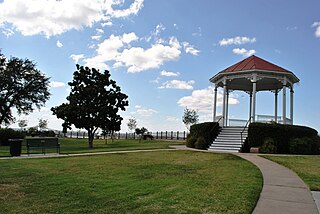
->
[[0, 151, 262, 213], [263, 155, 320, 191], [0, 138, 184, 157]]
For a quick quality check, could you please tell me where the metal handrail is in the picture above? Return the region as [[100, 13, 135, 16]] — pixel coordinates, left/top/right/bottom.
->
[[212, 116, 224, 136], [240, 116, 252, 145]]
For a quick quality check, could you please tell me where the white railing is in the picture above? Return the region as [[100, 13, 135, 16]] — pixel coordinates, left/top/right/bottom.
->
[[229, 115, 292, 126]]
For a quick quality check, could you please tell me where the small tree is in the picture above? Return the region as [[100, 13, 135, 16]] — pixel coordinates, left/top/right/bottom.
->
[[135, 127, 148, 143], [182, 107, 199, 131], [127, 117, 137, 133], [38, 118, 48, 131], [18, 119, 28, 130], [0, 51, 50, 127]]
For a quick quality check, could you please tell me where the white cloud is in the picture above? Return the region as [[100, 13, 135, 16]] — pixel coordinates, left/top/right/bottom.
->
[[159, 80, 195, 90], [101, 21, 113, 27], [160, 70, 180, 77], [0, 0, 144, 38], [144, 23, 166, 42], [49, 81, 66, 88], [232, 48, 256, 57], [96, 28, 104, 34], [85, 32, 181, 72], [133, 105, 157, 117], [177, 86, 239, 115], [84, 32, 139, 70], [56, 40, 63, 48], [312, 22, 320, 38], [2, 27, 14, 37], [70, 54, 85, 63], [182, 42, 200, 56], [92, 35, 101, 40], [106, 0, 144, 18], [219, 36, 256, 46]]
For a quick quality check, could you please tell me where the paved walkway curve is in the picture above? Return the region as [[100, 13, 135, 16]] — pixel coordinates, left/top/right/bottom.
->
[[237, 153, 319, 214]]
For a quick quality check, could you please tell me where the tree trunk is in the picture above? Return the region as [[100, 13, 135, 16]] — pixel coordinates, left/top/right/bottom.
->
[[88, 130, 94, 149], [87, 127, 98, 149]]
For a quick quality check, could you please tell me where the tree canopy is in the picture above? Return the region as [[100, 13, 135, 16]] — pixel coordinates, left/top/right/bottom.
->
[[0, 52, 50, 126], [51, 65, 129, 148], [182, 107, 199, 131], [127, 117, 137, 132]]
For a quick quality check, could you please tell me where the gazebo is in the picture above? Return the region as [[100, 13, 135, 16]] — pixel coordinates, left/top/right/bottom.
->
[[210, 55, 300, 127]]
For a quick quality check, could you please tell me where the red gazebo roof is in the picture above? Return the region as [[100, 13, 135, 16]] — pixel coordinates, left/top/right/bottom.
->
[[221, 55, 290, 73]]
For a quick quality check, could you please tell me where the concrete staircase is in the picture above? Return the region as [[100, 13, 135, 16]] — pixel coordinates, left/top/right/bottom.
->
[[208, 127, 248, 152]]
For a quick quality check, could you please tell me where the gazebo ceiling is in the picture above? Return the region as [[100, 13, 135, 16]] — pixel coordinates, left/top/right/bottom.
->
[[210, 55, 300, 92]]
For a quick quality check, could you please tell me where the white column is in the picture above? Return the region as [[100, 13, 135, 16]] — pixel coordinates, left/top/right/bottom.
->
[[249, 92, 252, 121], [282, 78, 287, 124], [226, 90, 229, 126], [290, 87, 294, 125], [251, 74, 257, 122], [275, 90, 278, 123], [213, 87, 217, 122], [222, 80, 227, 127]]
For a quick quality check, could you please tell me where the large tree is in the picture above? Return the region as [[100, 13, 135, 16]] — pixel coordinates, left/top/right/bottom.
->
[[51, 65, 129, 148], [0, 52, 50, 127]]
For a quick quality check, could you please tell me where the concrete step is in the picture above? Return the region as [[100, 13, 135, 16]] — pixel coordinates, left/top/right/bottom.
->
[[210, 126, 248, 153], [208, 147, 240, 152]]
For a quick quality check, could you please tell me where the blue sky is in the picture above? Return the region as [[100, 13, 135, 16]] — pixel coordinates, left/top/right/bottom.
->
[[1, 0, 320, 132]]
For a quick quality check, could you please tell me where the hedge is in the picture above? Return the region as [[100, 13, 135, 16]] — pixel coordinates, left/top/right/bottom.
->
[[187, 122, 220, 150], [0, 128, 26, 146], [247, 123, 318, 154]]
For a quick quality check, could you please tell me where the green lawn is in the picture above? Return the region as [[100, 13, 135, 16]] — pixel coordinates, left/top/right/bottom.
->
[[0, 151, 262, 213], [262, 155, 320, 191], [0, 138, 183, 157]]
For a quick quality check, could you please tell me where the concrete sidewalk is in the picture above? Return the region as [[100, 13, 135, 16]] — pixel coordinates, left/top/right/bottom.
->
[[237, 153, 319, 214]]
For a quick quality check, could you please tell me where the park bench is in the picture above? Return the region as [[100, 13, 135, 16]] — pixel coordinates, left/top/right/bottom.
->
[[26, 137, 60, 155]]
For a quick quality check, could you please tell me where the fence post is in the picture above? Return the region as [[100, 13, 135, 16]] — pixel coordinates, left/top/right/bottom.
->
[[70, 131, 73, 138], [83, 132, 85, 138], [118, 132, 120, 139], [76, 132, 79, 138], [177, 131, 179, 140], [183, 131, 186, 140], [165, 131, 167, 139], [126, 132, 127, 139], [156, 132, 158, 139], [160, 131, 162, 139]]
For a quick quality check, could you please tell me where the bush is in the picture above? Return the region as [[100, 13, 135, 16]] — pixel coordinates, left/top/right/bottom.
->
[[260, 138, 277, 154], [195, 137, 207, 150], [289, 136, 320, 155], [189, 122, 220, 149], [0, 128, 26, 146], [248, 123, 318, 154], [186, 134, 197, 148]]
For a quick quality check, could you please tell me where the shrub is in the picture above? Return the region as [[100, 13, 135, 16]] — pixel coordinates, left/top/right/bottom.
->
[[195, 137, 207, 150], [186, 134, 197, 148], [289, 136, 320, 155], [260, 138, 277, 154], [0, 128, 26, 146], [248, 123, 318, 154], [189, 122, 220, 149]]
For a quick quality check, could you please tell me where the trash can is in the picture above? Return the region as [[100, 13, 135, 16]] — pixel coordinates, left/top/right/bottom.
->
[[9, 139, 23, 157]]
